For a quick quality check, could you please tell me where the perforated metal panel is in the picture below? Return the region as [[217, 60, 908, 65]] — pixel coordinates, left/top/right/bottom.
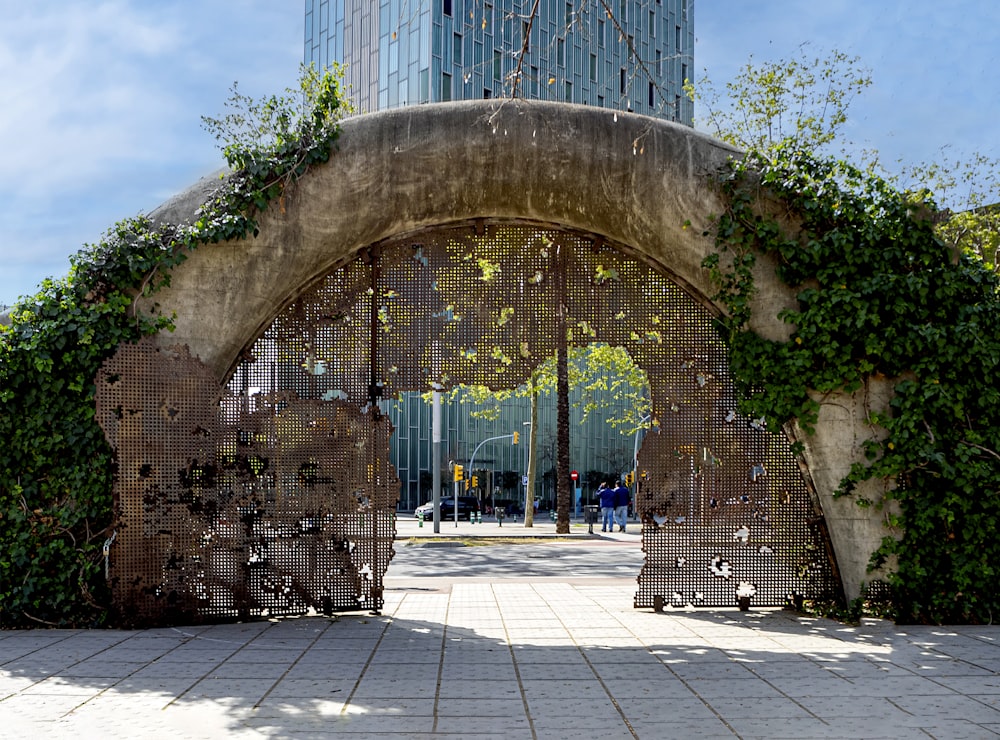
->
[[96, 341, 394, 626], [96, 221, 838, 625]]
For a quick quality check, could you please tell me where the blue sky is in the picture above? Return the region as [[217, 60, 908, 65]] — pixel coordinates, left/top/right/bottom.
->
[[1, 0, 997, 307]]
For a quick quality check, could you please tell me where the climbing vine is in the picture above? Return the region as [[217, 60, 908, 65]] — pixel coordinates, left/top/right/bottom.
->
[[0, 65, 348, 628], [707, 144, 1000, 623]]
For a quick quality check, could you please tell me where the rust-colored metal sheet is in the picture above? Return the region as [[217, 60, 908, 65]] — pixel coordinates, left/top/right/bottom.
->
[[97, 340, 394, 626], [96, 221, 837, 625]]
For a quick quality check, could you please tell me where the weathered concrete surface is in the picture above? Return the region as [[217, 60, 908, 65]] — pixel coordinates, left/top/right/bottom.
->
[[789, 379, 901, 600], [140, 99, 888, 601], [148, 101, 743, 373]]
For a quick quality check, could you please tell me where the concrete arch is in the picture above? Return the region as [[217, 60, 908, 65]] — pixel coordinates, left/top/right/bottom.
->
[[144, 99, 890, 601]]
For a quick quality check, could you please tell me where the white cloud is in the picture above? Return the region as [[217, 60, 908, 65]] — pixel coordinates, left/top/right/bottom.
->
[[0, 0, 302, 304], [0, 2, 186, 195]]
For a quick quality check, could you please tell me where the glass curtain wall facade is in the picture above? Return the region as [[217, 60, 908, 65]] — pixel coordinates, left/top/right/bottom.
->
[[384, 370, 641, 512], [304, 0, 694, 123]]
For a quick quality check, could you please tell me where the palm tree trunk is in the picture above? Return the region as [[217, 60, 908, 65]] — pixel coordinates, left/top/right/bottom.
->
[[555, 244, 571, 534]]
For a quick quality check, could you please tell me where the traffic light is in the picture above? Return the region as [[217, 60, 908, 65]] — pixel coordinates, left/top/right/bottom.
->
[[512, 431, 519, 445], [625, 472, 634, 486], [471, 475, 479, 488], [453, 464, 464, 482]]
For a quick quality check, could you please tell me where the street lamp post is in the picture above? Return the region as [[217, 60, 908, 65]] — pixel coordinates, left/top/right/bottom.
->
[[468, 432, 517, 524], [522, 421, 532, 525], [633, 414, 650, 523]]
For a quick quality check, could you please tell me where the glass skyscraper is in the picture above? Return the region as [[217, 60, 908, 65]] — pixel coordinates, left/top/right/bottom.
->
[[304, 0, 694, 124]]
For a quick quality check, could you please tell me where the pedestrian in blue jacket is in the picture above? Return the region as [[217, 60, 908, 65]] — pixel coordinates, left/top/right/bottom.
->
[[597, 482, 616, 532], [613, 481, 631, 532]]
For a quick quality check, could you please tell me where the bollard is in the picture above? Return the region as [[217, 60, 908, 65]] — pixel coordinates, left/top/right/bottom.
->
[[418, 512, 424, 528]]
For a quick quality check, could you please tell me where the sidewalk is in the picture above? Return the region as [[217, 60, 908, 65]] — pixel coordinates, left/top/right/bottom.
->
[[398, 510, 639, 540], [2, 530, 1000, 738]]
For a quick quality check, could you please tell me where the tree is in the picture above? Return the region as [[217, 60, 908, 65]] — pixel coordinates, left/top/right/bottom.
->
[[441, 343, 651, 529], [688, 46, 1000, 277], [685, 45, 872, 158], [900, 154, 1000, 271], [554, 241, 572, 532]]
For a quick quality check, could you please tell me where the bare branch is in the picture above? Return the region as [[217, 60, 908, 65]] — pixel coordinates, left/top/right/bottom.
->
[[509, 0, 541, 100]]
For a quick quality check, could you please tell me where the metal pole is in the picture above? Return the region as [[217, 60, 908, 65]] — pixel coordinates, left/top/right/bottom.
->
[[689, 454, 695, 548], [468, 433, 515, 524], [633, 414, 649, 523], [432, 390, 441, 534]]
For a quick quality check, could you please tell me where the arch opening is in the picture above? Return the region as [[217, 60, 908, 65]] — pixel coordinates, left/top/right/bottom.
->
[[98, 221, 840, 625]]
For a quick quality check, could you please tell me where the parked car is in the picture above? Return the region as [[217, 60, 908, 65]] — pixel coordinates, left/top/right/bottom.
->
[[414, 496, 481, 521]]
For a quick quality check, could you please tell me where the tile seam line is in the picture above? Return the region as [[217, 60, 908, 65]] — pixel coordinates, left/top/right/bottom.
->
[[339, 602, 397, 716], [495, 582, 539, 740], [17, 630, 149, 718], [530, 582, 641, 740], [427, 585, 458, 735], [250, 616, 341, 710], [87, 624, 243, 714]]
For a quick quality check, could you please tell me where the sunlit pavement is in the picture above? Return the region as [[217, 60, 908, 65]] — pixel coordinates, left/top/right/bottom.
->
[[3, 523, 1000, 738], [396, 511, 643, 541]]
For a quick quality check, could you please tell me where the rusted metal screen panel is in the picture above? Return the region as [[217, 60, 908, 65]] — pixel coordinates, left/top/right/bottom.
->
[[97, 340, 395, 627], [96, 221, 837, 624], [257, 222, 838, 608]]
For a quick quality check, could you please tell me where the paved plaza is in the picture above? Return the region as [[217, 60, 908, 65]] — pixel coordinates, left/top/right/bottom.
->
[[2, 518, 1000, 738]]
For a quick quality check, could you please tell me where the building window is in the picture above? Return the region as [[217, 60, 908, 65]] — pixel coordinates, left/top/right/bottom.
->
[[590, 53, 597, 82], [454, 33, 462, 65], [656, 49, 662, 76], [676, 25, 682, 52], [442, 72, 452, 102], [444, 0, 452, 16], [598, 19, 605, 48], [681, 62, 688, 84], [484, 87, 491, 99], [682, 0, 688, 21], [620, 67, 626, 94], [650, 10, 656, 37], [494, 50, 502, 81], [557, 38, 565, 67], [565, 80, 572, 102], [674, 94, 681, 122], [522, 20, 530, 52], [648, 81, 655, 107], [566, 2, 573, 26]]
